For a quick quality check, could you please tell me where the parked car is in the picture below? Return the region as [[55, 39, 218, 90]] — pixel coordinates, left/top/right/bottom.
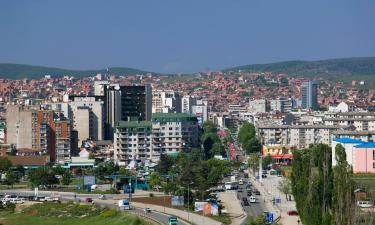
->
[[249, 196, 256, 203], [261, 174, 267, 178], [254, 190, 261, 195], [144, 207, 151, 213], [85, 198, 93, 203], [357, 201, 373, 208], [287, 210, 299, 216]]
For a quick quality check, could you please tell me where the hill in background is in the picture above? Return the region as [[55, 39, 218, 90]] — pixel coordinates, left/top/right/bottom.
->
[[0, 63, 153, 79], [223, 57, 375, 85]]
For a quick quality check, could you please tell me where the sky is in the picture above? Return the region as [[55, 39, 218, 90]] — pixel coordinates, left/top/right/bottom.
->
[[0, 0, 375, 74]]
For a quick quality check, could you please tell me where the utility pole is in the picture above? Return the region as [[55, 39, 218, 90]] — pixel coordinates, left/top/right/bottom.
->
[[259, 154, 263, 183]]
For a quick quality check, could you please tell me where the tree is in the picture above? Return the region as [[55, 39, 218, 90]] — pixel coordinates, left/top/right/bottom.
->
[[15, 165, 25, 177], [119, 167, 132, 176], [248, 153, 259, 174], [332, 144, 355, 225], [156, 154, 174, 175], [52, 165, 65, 175], [61, 171, 72, 185], [4, 170, 19, 187], [238, 122, 256, 146], [243, 137, 262, 154], [263, 154, 273, 169], [149, 172, 161, 188], [0, 157, 12, 172], [278, 177, 292, 201], [28, 167, 59, 187]]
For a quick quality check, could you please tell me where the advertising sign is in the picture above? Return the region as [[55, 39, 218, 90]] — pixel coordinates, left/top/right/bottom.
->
[[83, 176, 96, 185], [194, 202, 206, 212], [211, 203, 219, 215], [171, 196, 184, 206], [203, 203, 212, 215]]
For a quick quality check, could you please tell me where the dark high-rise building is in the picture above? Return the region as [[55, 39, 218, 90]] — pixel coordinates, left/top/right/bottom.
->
[[104, 84, 152, 140], [301, 80, 318, 109]]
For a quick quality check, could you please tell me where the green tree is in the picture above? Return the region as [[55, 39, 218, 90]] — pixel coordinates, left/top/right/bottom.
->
[[61, 171, 72, 185], [243, 137, 262, 154], [262, 154, 273, 169], [15, 164, 25, 176], [248, 153, 259, 174], [119, 167, 132, 176], [52, 165, 65, 175], [28, 167, 59, 187], [0, 157, 12, 172], [4, 170, 19, 186], [332, 144, 355, 225], [149, 172, 161, 188], [156, 154, 174, 175], [278, 177, 292, 201], [238, 122, 256, 146]]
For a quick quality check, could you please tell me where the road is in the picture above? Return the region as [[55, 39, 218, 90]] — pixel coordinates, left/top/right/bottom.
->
[[0, 190, 186, 225]]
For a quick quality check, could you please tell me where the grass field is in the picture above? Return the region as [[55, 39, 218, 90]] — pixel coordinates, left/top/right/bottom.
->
[[353, 174, 375, 190], [0, 202, 149, 225]]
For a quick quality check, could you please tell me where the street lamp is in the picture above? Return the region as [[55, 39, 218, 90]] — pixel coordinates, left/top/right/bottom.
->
[[187, 181, 194, 222]]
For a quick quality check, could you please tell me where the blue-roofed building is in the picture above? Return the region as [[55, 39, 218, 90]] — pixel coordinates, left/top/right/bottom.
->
[[332, 138, 375, 173], [332, 138, 364, 167]]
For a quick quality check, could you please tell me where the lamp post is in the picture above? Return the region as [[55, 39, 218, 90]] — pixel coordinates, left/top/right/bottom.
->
[[187, 181, 194, 222]]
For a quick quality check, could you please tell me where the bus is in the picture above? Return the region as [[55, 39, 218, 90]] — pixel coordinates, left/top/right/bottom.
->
[[168, 216, 178, 225]]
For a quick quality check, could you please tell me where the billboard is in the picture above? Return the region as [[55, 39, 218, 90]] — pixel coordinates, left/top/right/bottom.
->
[[211, 203, 219, 216], [171, 196, 184, 206], [194, 202, 206, 212], [83, 176, 96, 185], [203, 203, 212, 215]]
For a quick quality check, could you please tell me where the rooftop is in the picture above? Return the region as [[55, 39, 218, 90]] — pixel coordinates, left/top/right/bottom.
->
[[152, 113, 198, 122], [116, 121, 152, 128], [334, 138, 364, 144], [354, 142, 375, 148]]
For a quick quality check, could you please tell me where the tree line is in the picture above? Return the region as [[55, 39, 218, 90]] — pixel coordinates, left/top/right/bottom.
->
[[291, 144, 375, 225]]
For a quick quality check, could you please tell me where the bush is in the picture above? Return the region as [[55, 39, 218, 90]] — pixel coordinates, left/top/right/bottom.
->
[[100, 208, 118, 218]]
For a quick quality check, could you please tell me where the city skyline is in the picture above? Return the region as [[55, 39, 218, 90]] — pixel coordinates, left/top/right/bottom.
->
[[1, 0, 375, 73]]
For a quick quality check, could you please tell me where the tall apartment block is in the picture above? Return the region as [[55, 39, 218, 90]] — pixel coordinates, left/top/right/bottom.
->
[[104, 84, 152, 140], [114, 113, 199, 168], [152, 90, 181, 113], [301, 80, 318, 109]]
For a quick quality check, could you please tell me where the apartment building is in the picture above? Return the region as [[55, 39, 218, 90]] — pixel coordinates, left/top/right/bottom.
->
[[113, 121, 153, 168], [323, 112, 375, 131], [152, 90, 181, 113], [249, 99, 267, 113], [270, 97, 292, 113], [258, 124, 344, 149], [152, 113, 199, 155]]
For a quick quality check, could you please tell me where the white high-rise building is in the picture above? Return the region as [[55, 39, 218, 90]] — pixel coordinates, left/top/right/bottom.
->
[[94, 81, 109, 96], [152, 90, 181, 113], [249, 99, 267, 113], [181, 95, 196, 114]]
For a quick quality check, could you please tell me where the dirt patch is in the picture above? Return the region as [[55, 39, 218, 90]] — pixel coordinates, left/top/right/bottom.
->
[[132, 196, 173, 207], [15, 202, 41, 212]]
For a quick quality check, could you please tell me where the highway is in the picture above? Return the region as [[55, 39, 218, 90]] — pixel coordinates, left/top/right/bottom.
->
[[0, 190, 187, 225]]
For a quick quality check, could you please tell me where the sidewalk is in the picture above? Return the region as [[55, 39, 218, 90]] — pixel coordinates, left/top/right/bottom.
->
[[132, 202, 222, 225], [250, 174, 302, 225], [217, 192, 246, 225]]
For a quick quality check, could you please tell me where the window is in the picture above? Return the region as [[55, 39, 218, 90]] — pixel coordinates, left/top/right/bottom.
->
[[169, 127, 173, 130], [373, 162, 375, 169], [373, 150, 375, 160]]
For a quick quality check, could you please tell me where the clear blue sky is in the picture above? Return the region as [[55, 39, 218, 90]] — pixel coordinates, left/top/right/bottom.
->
[[1, 0, 374, 73]]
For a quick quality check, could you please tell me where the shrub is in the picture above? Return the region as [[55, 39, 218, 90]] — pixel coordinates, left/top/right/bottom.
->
[[100, 208, 118, 218]]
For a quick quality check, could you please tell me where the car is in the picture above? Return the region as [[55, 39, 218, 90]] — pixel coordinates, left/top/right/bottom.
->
[[261, 174, 267, 178], [243, 200, 249, 206], [357, 201, 373, 208], [254, 190, 261, 195], [287, 210, 299, 216], [85, 197, 93, 203], [144, 207, 151, 213], [249, 196, 256, 203]]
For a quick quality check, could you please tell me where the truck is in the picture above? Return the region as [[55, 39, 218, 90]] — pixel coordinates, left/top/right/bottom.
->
[[118, 199, 131, 210]]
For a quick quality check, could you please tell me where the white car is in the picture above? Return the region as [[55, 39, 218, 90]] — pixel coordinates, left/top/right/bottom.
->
[[357, 201, 373, 208], [249, 196, 256, 203]]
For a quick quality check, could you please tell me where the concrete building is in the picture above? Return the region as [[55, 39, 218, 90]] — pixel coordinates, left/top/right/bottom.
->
[[323, 112, 375, 131], [301, 80, 318, 109], [94, 80, 109, 96], [70, 96, 104, 142], [181, 95, 196, 114], [104, 84, 152, 140], [114, 121, 153, 168], [249, 99, 267, 113], [270, 97, 292, 113], [191, 99, 208, 125], [258, 124, 344, 149], [152, 113, 199, 155], [55, 119, 71, 164], [332, 138, 375, 173], [152, 90, 181, 113]]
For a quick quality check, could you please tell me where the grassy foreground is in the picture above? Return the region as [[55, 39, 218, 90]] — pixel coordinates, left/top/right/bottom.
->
[[0, 202, 150, 225]]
